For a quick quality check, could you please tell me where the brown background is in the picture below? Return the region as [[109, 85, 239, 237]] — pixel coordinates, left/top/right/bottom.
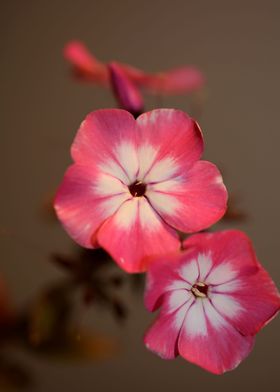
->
[[1, 0, 280, 391]]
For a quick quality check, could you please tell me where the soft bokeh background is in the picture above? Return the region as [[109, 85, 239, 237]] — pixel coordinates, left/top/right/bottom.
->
[[1, 0, 280, 390]]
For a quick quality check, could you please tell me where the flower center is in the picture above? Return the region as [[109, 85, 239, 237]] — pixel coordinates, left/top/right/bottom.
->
[[129, 180, 146, 197], [191, 282, 208, 298]]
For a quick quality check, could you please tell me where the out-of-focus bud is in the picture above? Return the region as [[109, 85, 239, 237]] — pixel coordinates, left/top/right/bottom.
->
[[109, 62, 144, 118]]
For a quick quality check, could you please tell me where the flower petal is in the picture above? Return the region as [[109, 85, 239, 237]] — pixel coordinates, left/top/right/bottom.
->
[[144, 292, 194, 359], [97, 197, 180, 273], [147, 161, 227, 233], [54, 164, 130, 248], [178, 299, 255, 374], [183, 230, 259, 277], [71, 109, 139, 184], [140, 66, 205, 95], [144, 251, 195, 312], [136, 109, 204, 178], [212, 266, 280, 335], [64, 41, 108, 84]]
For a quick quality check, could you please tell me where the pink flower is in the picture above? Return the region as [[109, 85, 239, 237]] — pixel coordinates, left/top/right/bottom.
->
[[54, 109, 227, 273], [64, 41, 205, 95], [144, 230, 280, 374]]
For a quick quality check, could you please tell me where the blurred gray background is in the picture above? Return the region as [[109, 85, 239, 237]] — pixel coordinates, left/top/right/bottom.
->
[[1, 0, 280, 391]]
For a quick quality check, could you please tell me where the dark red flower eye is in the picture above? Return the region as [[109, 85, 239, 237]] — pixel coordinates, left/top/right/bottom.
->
[[129, 181, 146, 197], [191, 282, 208, 298]]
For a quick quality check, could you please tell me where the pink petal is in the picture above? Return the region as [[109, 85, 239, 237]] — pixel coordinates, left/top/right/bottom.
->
[[140, 66, 205, 95], [212, 266, 280, 336], [71, 109, 139, 184], [144, 314, 180, 360], [147, 160, 227, 233], [144, 291, 194, 359], [108, 62, 144, 117], [183, 230, 258, 273], [97, 197, 180, 273], [64, 41, 108, 84], [178, 299, 255, 374], [144, 251, 196, 312], [136, 109, 204, 176], [54, 164, 130, 248]]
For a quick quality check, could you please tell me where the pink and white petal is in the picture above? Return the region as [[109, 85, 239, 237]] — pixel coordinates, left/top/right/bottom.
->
[[183, 230, 259, 279], [140, 66, 205, 95], [145, 252, 196, 312], [71, 109, 139, 184], [97, 197, 180, 273], [136, 109, 204, 177], [144, 156, 182, 184], [177, 257, 199, 285], [144, 294, 194, 359], [54, 164, 130, 248], [144, 314, 180, 360], [64, 41, 108, 83], [212, 265, 280, 336], [109, 62, 144, 116], [197, 253, 213, 281], [209, 293, 245, 324], [164, 289, 193, 314], [147, 161, 227, 233], [178, 299, 255, 374]]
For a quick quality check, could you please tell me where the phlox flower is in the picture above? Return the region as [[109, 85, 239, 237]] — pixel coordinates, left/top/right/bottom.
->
[[64, 40, 205, 95], [144, 230, 280, 374], [54, 109, 227, 273]]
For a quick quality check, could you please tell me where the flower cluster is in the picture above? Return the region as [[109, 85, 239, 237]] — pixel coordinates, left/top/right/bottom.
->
[[55, 42, 280, 374]]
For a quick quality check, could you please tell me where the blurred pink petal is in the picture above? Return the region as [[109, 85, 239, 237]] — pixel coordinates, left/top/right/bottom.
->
[[64, 41, 108, 84], [139, 66, 205, 95], [144, 230, 280, 374]]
